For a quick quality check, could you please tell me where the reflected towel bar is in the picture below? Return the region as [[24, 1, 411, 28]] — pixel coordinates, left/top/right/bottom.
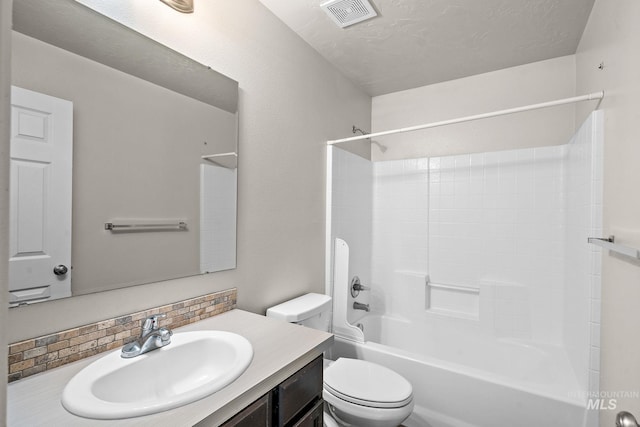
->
[[587, 235, 640, 259], [105, 221, 187, 231]]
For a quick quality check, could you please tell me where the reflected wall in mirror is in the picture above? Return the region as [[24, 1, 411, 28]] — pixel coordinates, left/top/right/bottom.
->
[[9, 0, 239, 306]]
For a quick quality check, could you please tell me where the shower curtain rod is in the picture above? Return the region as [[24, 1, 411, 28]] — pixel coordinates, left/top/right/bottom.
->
[[326, 91, 605, 145]]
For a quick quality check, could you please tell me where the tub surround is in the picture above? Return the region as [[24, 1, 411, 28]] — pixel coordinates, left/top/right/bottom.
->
[[8, 309, 333, 426], [8, 288, 237, 383], [326, 112, 602, 426]]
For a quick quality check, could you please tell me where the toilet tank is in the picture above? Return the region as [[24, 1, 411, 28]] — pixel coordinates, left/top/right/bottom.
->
[[266, 293, 332, 332]]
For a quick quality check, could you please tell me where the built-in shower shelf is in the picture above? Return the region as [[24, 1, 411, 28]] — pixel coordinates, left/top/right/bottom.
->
[[425, 276, 479, 320], [588, 235, 640, 259], [202, 152, 237, 169]]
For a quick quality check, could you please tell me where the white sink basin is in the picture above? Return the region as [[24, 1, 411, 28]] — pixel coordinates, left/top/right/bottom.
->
[[61, 330, 253, 419]]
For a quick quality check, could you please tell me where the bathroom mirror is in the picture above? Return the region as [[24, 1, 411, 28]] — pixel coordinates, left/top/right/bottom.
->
[[9, 0, 239, 306]]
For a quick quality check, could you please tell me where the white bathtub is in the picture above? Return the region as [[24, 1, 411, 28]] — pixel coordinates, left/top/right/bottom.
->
[[330, 314, 588, 427]]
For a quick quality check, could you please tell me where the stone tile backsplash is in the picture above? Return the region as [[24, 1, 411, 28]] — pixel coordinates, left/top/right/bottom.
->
[[8, 288, 237, 383]]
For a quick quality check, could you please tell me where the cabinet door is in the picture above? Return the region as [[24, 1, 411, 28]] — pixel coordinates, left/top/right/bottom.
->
[[222, 393, 271, 427], [275, 356, 323, 426], [290, 400, 323, 427]]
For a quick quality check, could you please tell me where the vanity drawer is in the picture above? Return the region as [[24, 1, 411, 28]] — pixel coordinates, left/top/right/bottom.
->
[[291, 399, 323, 427], [275, 356, 323, 426], [222, 393, 272, 427]]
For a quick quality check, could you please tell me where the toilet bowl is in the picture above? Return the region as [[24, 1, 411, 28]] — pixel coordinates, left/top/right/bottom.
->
[[323, 358, 414, 427], [266, 293, 414, 427]]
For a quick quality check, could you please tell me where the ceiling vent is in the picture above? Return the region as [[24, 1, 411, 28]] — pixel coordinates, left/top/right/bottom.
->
[[321, 0, 378, 28]]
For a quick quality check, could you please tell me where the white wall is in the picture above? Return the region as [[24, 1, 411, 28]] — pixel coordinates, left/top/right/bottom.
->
[[0, 0, 10, 422], [574, 1, 640, 424], [7, 0, 371, 342], [371, 56, 578, 161]]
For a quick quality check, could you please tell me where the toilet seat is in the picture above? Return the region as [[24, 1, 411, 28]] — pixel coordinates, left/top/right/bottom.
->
[[323, 358, 413, 409]]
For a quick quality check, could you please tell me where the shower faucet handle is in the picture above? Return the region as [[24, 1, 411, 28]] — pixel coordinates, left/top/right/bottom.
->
[[350, 276, 370, 297]]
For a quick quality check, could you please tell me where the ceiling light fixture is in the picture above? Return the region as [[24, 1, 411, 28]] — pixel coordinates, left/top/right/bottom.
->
[[159, 0, 194, 13]]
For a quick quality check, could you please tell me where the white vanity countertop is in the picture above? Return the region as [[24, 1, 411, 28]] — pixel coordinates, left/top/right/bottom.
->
[[8, 309, 333, 426]]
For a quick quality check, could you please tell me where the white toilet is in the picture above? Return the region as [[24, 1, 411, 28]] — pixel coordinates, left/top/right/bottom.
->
[[266, 293, 414, 427]]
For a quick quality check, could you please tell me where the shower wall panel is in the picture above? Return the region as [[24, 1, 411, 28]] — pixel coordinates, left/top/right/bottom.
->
[[426, 146, 566, 344], [329, 112, 602, 402], [371, 159, 429, 316], [563, 111, 603, 409], [328, 147, 373, 324]]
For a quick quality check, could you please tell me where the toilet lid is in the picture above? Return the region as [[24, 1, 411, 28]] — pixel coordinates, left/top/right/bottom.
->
[[323, 358, 413, 409]]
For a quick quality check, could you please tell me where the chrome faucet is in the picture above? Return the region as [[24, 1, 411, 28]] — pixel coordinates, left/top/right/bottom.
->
[[353, 301, 370, 312], [121, 314, 173, 358]]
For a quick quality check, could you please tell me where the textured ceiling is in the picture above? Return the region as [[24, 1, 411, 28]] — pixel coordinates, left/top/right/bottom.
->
[[258, 0, 595, 96]]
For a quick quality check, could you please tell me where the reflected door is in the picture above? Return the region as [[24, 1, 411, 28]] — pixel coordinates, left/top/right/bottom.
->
[[9, 86, 73, 305]]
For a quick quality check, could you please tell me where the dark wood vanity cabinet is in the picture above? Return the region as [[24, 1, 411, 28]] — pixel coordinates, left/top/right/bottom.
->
[[288, 399, 323, 427], [274, 356, 323, 426], [222, 356, 323, 427], [221, 393, 273, 427]]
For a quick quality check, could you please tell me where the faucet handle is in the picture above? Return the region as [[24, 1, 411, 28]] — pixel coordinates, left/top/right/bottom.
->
[[158, 328, 173, 343], [143, 313, 166, 331], [350, 276, 370, 297]]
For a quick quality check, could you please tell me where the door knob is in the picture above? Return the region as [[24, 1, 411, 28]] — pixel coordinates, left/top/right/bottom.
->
[[53, 265, 68, 276], [617, 411, 640, 427]]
